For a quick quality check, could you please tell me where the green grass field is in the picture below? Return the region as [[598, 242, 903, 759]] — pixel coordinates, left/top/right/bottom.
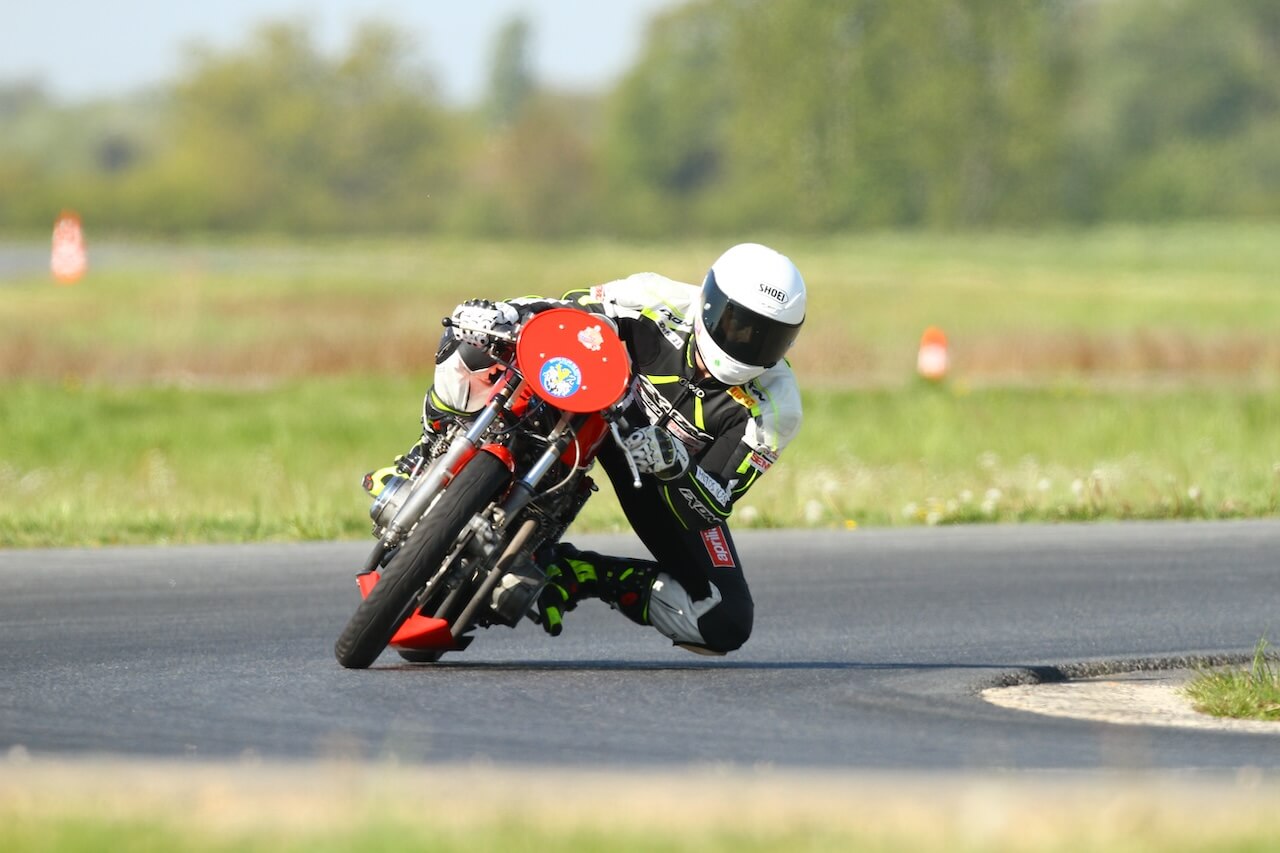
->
[[3, 224, 1279, 547], [2, 379, 1278, 547]]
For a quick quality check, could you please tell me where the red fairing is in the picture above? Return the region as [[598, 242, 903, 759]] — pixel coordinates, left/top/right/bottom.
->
[[515, 308, 631, 413], [561, 413, 610, 467], [356, 571, 456, 650], [507, 381, 538, 418]]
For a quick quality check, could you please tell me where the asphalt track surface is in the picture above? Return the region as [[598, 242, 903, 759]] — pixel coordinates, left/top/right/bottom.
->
[[2, 522, 1278, 771]]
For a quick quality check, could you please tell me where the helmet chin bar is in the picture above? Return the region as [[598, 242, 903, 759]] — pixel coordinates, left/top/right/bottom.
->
[[694, 320, 767, 385]]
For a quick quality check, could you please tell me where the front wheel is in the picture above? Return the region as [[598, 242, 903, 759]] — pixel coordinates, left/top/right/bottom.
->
[[334, 451, 511, 669]]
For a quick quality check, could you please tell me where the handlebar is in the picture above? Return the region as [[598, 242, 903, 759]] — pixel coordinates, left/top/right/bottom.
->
[[442, 313, 642, 490], [441, 316, 519, 344]]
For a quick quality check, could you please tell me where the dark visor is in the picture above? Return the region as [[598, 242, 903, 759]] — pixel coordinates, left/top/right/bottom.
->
[[701, 270, 803, 368]]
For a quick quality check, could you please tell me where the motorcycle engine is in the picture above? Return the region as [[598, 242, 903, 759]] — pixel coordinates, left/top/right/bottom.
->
[[369, 475, 412, 529], [489, 560, 548, 627]]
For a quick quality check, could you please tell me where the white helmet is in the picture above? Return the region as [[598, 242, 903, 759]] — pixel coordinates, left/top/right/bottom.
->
[[693, 243, 806, 384]]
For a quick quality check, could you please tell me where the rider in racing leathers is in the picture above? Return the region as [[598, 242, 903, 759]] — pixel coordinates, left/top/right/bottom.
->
[[364, 243, 805, 655]]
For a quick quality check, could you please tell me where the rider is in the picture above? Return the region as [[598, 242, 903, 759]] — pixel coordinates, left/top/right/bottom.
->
[[366, 243, 805, 655]]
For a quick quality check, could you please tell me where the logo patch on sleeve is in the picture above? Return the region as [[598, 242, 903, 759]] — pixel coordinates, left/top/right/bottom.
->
[[700, 526, 735, 568], [694, 466, 732, 507], [728, 386, 758, 410]]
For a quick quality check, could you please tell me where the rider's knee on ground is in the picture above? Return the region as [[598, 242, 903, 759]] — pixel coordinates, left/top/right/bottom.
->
[[647, 572, 753, 653], [694, 600, 753, 653]]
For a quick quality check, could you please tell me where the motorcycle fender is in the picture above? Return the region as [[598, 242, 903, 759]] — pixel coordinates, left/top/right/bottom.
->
[[478, 443, 515, 473], [445, 444, 513, 480]]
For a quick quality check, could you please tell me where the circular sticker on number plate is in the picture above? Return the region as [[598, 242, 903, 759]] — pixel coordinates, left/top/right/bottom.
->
[[539, 357, 582, 398]]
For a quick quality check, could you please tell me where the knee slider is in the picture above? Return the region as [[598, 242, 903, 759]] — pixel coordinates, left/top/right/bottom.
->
[[647, 574, 752, 653], [695, 603, 753, 653]]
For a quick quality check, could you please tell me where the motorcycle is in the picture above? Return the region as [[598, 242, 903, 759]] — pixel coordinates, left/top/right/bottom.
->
[[334, 307, 639, 668]]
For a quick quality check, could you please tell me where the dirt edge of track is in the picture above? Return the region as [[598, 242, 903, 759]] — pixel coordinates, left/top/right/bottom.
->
[[981, 655, 1280, 735]]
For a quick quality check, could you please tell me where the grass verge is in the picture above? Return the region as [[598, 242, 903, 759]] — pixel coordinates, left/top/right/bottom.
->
[[2, 379, 1279, 547], [1184, 639, 1280, 722], [3, 760, 1280, 853]]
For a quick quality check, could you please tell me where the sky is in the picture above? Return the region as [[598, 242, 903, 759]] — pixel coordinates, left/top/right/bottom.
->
[[0, 0, 681, 104]]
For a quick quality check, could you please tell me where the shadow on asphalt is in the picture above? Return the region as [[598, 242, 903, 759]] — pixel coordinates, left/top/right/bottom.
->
[[375, 660, 1016, 673]]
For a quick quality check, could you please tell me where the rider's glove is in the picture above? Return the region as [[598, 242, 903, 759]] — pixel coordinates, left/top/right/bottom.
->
[[624, 425, 690, 480], [450, 299, 520, 348]]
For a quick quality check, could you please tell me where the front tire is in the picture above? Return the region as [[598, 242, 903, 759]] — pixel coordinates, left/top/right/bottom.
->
[[334, 452, 511, 669]]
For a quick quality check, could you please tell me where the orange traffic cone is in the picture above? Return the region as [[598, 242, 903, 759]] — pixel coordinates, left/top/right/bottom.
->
[[51, 211, 87, 284], [917, 326, 949, 381]]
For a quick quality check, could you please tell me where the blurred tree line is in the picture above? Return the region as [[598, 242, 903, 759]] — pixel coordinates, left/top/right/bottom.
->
[[2, 0, 1278, 237]]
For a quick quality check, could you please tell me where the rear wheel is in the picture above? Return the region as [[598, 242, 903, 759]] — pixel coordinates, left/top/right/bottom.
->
[[334, 452, 511, 669]]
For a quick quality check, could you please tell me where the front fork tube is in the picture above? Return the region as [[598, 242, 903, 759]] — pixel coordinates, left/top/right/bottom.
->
[[444, 413, 588, 637], [496, 411, 588, 523], [360, 377, 522, 573]]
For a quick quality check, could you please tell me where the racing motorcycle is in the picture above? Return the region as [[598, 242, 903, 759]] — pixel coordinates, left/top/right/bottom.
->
[[334, 307, 639, 668]]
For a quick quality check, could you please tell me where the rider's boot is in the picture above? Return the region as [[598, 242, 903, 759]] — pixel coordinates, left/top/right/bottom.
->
[[535, 542, 657, 635], [362, 444, 423, 498]]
